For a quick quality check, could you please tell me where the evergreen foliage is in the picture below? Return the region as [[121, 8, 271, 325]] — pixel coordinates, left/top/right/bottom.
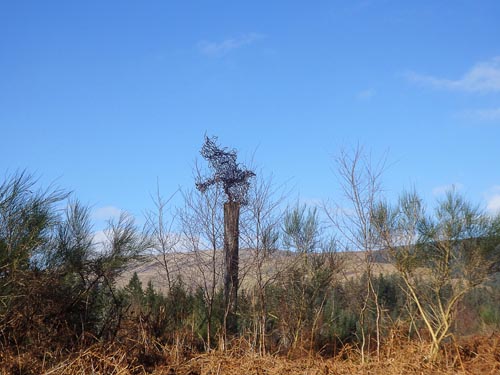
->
[[1, 169, 499, 364]]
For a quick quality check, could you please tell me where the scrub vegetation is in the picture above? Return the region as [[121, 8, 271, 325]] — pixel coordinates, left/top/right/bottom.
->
[[1, 145, 500, 374]]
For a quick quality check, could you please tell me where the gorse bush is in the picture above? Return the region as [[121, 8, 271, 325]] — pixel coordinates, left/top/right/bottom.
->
[[1, 169, 500, 374], [0, 171, 150, 351]]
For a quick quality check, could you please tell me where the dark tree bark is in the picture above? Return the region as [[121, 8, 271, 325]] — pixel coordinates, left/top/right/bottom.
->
[[196, 136, 255, 340], [224, 201, 240, 335]]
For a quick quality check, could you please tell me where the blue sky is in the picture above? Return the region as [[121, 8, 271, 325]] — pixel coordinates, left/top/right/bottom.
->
[[1, 1, 500, 230]]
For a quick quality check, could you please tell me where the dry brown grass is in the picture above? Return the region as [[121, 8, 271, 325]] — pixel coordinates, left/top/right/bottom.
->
[[2, 334, 499, 375], [120, 250, 396, 294]]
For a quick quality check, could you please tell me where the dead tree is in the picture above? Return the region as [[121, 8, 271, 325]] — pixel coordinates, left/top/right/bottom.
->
[[196, 136, 255, 337]]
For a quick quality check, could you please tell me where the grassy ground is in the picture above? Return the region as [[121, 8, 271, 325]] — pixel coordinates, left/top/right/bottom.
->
[[120, 249, 395, 294], [2, 334, 499, 375]]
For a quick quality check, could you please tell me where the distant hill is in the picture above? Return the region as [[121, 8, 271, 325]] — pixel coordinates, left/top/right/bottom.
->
[[120, 249, 397, 293]]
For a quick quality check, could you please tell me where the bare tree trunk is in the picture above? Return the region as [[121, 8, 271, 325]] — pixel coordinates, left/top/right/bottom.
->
[[224, 201, 240, 336], [325, 145, 386, 363], [179, 185, 224, 351]]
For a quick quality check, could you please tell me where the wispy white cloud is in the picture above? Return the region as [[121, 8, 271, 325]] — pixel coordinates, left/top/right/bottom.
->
[[487, 195, 500, 214], [405, 56, 500, 93], [356, 88, 376, 100], [92, 205, 122, 221], [486, 186, 500, 215], [297, 197, 323, 208], [432, 183, 463, 197], [197, 33, 265, 57], [460, 107, 500, 122], [93, 230, 108, 245]]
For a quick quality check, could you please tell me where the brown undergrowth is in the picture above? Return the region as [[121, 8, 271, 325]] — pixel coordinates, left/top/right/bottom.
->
[[1, 334, 499, 375]]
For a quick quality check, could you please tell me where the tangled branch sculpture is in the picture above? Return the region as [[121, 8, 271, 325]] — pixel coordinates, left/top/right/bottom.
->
[[196, 136, 255, 205]]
